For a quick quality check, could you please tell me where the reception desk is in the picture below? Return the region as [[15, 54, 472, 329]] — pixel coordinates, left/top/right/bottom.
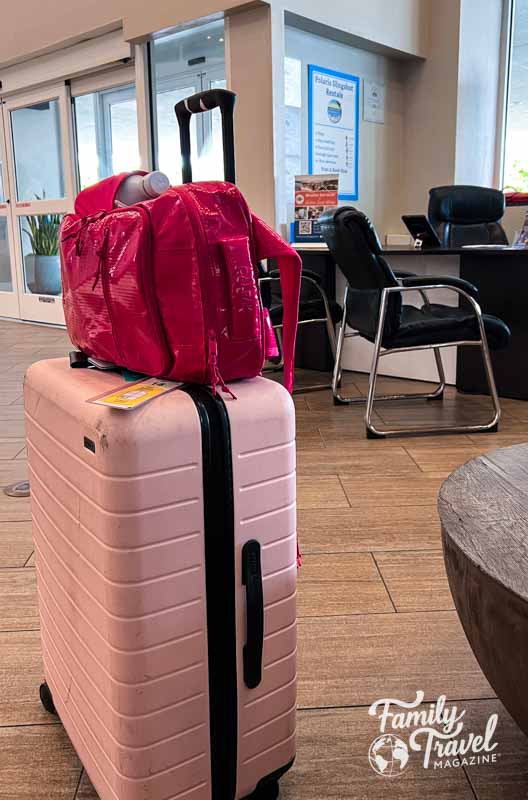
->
[[294, 243, 528, 400]]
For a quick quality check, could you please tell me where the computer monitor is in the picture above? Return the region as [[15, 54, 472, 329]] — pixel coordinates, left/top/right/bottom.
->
[[402, 215, 442, 249]]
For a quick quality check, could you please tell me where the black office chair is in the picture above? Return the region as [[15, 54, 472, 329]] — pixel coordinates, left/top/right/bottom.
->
[[259, 266, 342, 393], [319, 206, 511, 438], [428, 186, 508, 248]]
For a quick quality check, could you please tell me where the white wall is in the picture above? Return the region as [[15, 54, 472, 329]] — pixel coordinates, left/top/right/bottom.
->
[[0, 0, 430, 68], [400, 0, 461, 222], [278, 25, 406, 238], [278, 0, 429, 59], [400, 0, 505, 231]]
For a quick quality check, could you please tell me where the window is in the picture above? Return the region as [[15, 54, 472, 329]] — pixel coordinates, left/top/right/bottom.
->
[[150, 20, 226, 184], [74, 84, 140, 190], [504, 1, 528, 190], [11, 99, 65, 201]]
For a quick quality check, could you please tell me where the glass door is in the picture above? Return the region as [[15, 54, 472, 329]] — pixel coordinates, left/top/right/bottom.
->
[[0, 111, 19, 318], [152, 72, 202, 185], [150, 19, 226, 184], [73, 81, 141, 190], [3, 83, 75, 324], [201, 69, 228, 182]]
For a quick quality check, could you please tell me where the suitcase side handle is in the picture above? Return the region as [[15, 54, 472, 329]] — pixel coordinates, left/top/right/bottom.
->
[[242, 539, 264, 689], [174, 89, 237, 185]]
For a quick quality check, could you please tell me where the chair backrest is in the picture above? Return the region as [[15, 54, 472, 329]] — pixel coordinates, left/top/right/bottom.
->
[[319, 206, 401, 341], [428, 185, 508, 248]]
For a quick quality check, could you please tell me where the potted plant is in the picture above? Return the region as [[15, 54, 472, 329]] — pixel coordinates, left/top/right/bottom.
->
[[24, 211, 61, 295]]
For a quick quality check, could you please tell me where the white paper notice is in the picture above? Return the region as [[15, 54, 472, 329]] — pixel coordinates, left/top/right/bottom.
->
[[308, 65, 360, 200], [363, 80, 385, 124], [285, 56, 302, 108]]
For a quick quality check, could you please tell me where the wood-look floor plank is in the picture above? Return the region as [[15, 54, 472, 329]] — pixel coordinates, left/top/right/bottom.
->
[[0, 725, 82, 800], [0, 521, 33, 567], [0, 495, 32, 523], [339, 475, 445, 508], [0, 418, 26, 438], [375, 551, 454, 612], [298, 553, 394, 617], [304, 384, 363, 412], [297, 447, 420, 477], [352, 372, 444, 395], [320, 428, 480, 449], [295, 430, 326, 451], [404, 444, 520, 477], [0, 439, 26, 459], [0, 631, 52, 726], [0, 568, 39, 632], [297, 611, 493, 710], [0, 460, 28, 484], [462, 700, 528, 799], [0, 406, 26, 421], [281, 707, 476, 799], [467, 432, 528, 448], [297, 475, 350, 510], [297, 506, 442, 553]]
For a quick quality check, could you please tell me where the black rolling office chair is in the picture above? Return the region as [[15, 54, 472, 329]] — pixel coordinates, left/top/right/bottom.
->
[[319, 207, 511, 438], [428, 186, 508, 248], [259, 266, 342, 393]]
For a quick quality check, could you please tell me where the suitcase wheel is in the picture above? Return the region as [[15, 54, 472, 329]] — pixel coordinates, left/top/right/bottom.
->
[[250, 779, 279, 800], [39, 682, 57, 716]]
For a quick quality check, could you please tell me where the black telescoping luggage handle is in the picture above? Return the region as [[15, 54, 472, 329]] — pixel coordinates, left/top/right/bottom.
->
[[242, 540, 264, 689], [174, 89, 237, 185]]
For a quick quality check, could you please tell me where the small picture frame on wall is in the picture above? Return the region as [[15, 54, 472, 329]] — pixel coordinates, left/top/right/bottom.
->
[[363, 79, 385, 124]]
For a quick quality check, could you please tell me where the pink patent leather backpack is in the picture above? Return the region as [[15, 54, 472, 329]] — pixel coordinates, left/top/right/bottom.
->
[[60, 173, 302, 393]]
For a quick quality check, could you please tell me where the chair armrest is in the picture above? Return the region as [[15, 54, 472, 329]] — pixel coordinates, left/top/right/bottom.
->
[[393, 270, 417, 280], [398, 275, 479, 299]]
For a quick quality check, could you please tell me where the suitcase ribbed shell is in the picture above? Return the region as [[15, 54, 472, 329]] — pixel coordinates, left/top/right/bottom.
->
[[25, 359, 296, 800]]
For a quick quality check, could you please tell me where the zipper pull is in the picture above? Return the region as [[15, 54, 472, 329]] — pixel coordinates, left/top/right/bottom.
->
[[92, 229, 109, 291], [208, 333, 237, 400]]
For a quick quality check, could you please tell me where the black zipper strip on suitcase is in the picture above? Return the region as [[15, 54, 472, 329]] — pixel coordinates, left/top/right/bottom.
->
[[183, 386, 238, 800]]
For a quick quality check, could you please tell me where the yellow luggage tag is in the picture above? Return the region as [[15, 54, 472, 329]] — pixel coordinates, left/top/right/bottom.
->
[[89, 378, 182, 410]]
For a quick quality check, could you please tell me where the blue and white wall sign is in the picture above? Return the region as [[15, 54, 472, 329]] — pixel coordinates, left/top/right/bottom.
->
[[308, 65, 360, 201]]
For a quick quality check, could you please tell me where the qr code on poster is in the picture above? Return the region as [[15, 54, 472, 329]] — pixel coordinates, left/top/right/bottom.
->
[[298, 221, 313, 235]]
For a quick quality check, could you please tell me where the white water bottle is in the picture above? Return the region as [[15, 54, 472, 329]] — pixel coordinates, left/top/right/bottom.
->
[[114, 171, 170, 207]]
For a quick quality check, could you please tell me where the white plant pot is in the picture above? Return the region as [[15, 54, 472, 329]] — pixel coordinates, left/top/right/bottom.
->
[[25, 254, 61, 296]]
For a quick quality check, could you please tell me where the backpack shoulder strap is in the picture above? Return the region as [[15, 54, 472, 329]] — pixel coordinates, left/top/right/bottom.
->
[[252, 215, 301, 394]]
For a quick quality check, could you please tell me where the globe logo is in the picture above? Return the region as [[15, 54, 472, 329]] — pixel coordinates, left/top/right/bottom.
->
[[368, 734, 410, 777], [327, 99, 342, 123]]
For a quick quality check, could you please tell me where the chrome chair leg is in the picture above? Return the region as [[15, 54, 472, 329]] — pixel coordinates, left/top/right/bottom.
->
[[365, 290, 389, 435], [428, 349, 446, 400], [364, 283, 502, 438], [475, 309, 501, 432], [332, 288, 348, 399], [332, 287, 447, 407]]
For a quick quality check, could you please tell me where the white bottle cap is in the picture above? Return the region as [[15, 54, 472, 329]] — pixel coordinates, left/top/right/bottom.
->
[[142, 171, 170, 198]]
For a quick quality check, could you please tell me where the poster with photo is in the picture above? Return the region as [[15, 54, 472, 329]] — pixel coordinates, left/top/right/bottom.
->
[[308, 65, 360, 201], [293, 174, 339, 242]]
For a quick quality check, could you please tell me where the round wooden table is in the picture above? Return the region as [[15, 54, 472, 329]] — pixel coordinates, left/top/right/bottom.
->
[[439, 443, 528, 737]]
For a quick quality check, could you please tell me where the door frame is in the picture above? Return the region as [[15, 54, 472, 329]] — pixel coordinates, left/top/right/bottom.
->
[[0, 107, 21, 319], [2, 82, 75, 324]]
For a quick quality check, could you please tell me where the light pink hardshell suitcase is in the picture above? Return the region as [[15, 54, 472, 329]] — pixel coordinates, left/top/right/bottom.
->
[[24, 358, 297, 800]]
